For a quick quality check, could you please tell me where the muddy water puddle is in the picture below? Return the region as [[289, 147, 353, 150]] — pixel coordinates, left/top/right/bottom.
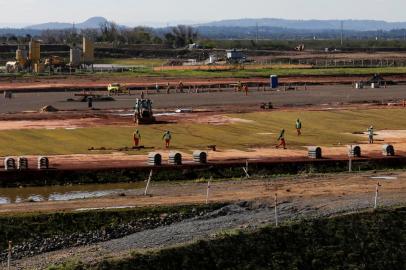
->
[[0, 182, 145, 205]]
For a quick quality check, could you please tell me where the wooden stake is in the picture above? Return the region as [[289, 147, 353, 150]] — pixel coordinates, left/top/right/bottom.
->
[[7, 241, 12, 270], [274, 193, 279, 227], [206, 178, 212, 204], [144, 170, 153, 196], [348, 145, 352, 172], [242, 160, 250, 178], [374, 182, 381, 209]]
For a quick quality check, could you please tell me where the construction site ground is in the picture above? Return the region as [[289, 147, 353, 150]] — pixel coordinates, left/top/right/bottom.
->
[[0, 84, 406, 113], [5, 170, 406, 269], [0, 82, 405, 163], [0, 74, 406, 268], [2, 74, 406, 92]]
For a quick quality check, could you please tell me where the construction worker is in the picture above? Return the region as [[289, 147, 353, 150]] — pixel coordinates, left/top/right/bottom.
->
[[368, 126, 374, 144], [162, 131, 172, 148], [276, 129, 287, 149], [296, 119, 302, 136], [133, 129, 141, 147], [243, 85, 249, 96], [178, 81, 184, 93], [237, 81, 242, 92], [87, 97, 93, 109]]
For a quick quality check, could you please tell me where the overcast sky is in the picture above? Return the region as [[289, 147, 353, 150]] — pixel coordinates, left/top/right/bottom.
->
[[0, 0, 405, 27]]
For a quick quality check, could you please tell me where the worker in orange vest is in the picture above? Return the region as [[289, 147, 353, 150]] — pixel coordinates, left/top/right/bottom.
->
[[243, 85, 249, 96], [276, 129, 287, 149], [133, 129, 141, 147]]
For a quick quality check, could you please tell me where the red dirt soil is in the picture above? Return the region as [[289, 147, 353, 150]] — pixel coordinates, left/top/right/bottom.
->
[[2, 74, 406, 92]]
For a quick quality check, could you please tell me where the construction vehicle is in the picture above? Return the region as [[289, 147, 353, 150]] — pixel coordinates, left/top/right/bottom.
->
[[107, 83, 129, 95], [44, 56, 65, 67], [134, 98, 155, 124], [295, 44, 305, 51], [260, 102, 274, 110], [5, 61, 22, 73], [366, 74, 394, 86]]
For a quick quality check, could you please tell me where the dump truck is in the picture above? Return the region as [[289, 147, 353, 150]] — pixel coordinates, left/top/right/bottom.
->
[[134, 98, 155, 124]]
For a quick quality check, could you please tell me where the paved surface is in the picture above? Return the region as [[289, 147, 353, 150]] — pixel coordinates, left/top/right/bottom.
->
[[0, 85, 406, 113]]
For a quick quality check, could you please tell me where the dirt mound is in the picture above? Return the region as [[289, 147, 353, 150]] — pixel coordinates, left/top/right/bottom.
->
[[40, 105, 58, 113]]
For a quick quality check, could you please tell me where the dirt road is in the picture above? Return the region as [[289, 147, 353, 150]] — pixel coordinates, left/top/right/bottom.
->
[[7, 170, 406, 269], [1, 84, 406, 113], [1, 74, 406, 92]]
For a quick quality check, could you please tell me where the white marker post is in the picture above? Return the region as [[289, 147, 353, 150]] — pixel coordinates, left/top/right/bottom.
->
[[144, 170, 153, 196], [374, 182, 381, 209], [274, 193, 279, 227], [7, 241, 12, 270], [242, 160, 250, 178], [206, 178, 212, 204]]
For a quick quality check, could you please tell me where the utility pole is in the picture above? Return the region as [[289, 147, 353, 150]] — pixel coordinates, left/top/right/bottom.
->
[[340, 21, 344, 46], [256, 22, 259, 43]]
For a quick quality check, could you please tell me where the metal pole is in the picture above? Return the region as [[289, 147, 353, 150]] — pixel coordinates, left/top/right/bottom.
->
[[274, 193, 278, 227], [144, 170, 153, 196], [374, 182, 381, 209], [7, 241, 12, 270]]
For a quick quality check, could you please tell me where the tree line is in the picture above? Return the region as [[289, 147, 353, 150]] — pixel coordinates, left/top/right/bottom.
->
[[0, 22, 199, 49]]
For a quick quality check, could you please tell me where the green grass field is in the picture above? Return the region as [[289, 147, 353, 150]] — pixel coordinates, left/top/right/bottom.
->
[[155, 66, 406, 78], [0, 109, 405, 156], [90, 66, 406, 79], [3, 63, 406, 79], [94, 58, 167, 66]]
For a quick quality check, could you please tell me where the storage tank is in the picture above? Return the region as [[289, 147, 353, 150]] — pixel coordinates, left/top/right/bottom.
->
[[34, 63, 45, 73], [29, 40, 41, 63], [70, 48, 82, 67], [16, 48, 27, 65], [83, 37, 94, 64]]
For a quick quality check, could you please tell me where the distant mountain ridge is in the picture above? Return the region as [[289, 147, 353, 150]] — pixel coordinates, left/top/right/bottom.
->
[[26, 17, 108, 30], [17, 17, 406, 32], [200, 18, 406, 31]]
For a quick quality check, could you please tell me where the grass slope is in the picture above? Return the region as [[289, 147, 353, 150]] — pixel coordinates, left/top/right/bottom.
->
[[49, 206, 406, 270]]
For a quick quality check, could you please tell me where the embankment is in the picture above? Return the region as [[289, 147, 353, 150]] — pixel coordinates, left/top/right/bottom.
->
[[0, 203, 225, 261], [1, 155, 406, 187], [66, 206, 406, 270]]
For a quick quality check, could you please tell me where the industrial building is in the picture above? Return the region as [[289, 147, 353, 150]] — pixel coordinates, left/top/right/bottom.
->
[[226, 49, 246, 63], [4, 37, 95, 74]]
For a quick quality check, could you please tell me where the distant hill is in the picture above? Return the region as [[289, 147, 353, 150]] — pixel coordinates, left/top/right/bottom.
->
[[200, 18, 406, 31], [26, 17, 108, 30]]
